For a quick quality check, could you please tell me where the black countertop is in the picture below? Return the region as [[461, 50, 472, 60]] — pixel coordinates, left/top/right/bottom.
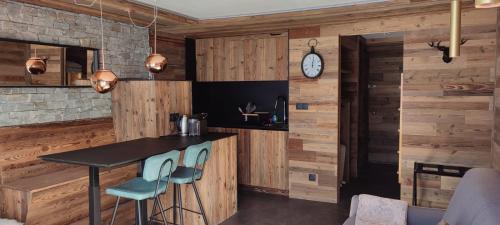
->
[[40, 133, 236, 168], [209, 123, 289, 131]]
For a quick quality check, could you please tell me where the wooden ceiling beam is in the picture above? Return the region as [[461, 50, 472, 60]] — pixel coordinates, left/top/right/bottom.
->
[[16, 0, 197, 26], [157, 0, 475, 38]]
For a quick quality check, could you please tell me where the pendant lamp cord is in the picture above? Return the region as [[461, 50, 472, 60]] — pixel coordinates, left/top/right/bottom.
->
[[154, 0, 157, 54], [99, 0, 105, 70]]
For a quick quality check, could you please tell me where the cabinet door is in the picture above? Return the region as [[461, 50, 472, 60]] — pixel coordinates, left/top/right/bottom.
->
[[196, 34, 288, 81], [250, 130, 288, 190], [208, 127, 251, 185]]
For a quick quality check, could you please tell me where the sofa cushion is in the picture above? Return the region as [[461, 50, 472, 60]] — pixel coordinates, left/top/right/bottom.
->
[[442, 168, 500, 225], [355, 194, 408, 225], [407, 206, 445, 225]]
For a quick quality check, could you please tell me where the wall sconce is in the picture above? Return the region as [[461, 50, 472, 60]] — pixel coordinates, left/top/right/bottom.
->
[[475, 0, 500, 8], [428, 40, 467, 63]]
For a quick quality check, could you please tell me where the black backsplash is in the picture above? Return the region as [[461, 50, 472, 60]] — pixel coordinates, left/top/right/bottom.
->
[[192, 81, 289, 127]]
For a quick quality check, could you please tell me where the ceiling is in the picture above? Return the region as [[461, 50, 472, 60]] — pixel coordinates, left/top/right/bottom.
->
[[132, 0, 387, 20]]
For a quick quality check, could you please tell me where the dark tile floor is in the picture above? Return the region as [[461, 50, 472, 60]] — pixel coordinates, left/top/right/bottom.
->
[[339, 163, 400, 207], [220, 191, 350, 225]]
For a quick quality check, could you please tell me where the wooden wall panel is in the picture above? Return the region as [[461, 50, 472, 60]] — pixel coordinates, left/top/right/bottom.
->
[[401, 24, 495, 208], [340, 36, 367, 178], [493, 8, 500, 172], [111, 80, 192, 142], [0, 41, 28, 85], [151, 36, 186, 80], [0, 118, 116, 184], [0, 118, 137, 225], [366, 40, 403, 164], [289, 31, 339, 203], [289, 8, 497, 206], [196, 33, 288, 81]]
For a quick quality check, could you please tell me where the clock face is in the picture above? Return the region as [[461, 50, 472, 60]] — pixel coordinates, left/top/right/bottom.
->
[[301, 53, 323, 79]]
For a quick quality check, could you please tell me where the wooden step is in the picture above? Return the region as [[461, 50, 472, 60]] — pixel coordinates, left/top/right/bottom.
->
[[0, 164, 137, 225]]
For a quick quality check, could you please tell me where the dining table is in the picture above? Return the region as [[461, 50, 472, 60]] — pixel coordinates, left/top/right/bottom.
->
[[39, 133, 234, 225]]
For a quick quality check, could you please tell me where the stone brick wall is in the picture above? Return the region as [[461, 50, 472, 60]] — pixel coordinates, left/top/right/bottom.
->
[[0, 88, 111, 126], [0, 0, 151, 127]]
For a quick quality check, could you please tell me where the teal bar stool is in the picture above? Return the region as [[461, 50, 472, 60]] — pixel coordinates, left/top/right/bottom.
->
[[106, 150, 180, 225], [170, 141, 212, 225]]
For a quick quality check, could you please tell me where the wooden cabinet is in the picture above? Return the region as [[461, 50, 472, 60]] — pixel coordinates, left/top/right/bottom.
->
[[196, 33, 288, 81], [249, 130, 288, 190], [111, 80, 192, 142], [210, 128, 288, 192], [209, 127, 288, 192]]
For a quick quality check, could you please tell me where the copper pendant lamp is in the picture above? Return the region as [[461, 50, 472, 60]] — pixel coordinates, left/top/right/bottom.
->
[[90, 0, 118, 94], [475, 0, 500, 8], [25, 48, 47, 75], [144, 0, 168, 74]]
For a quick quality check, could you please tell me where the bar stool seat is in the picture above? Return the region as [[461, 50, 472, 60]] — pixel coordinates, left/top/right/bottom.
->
[[169, 141, 212, 225], [105, 150, 180, 225], [106, 178, 168, 201], [169, 166, 202, 184]]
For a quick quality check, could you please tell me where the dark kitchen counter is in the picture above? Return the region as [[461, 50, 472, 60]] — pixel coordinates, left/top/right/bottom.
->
[[40, 132, 236, 168], [208, 123, 289, 131]]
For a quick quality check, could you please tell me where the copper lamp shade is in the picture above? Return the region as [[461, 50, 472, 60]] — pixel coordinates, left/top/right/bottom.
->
[[90, 69, 118, 93], [25, 57, 47, 75], [145, 53, 167, 73], [475, 0, 500, 8]]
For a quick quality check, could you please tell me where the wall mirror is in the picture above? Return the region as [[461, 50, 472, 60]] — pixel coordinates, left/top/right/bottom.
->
[[0, 38, 98, 87]]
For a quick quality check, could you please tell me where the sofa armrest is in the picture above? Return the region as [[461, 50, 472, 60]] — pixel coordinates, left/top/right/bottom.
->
[[407, 206, 445, 225], [349, 195, 359, 217], [345, 195, 444, 225]]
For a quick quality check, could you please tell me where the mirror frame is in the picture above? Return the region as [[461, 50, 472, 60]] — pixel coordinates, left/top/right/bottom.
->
[[0, 37, 99, 88]]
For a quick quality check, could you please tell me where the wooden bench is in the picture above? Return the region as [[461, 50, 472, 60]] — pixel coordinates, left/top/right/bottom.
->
[[0, 118, 137, 225]]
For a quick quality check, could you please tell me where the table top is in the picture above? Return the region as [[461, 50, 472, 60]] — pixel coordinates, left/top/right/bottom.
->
[[39, 133, 235, 168]]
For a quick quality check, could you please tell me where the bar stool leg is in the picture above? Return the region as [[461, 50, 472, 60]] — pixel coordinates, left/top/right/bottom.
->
[[156, 196, 169, 225], [192, 182, 208, 225], [173, 184, 177, 225], [177, 184, 184, 225], [136, 200, 144, 225], [148, 197, 158, 225], [110, 197, 120, 225]]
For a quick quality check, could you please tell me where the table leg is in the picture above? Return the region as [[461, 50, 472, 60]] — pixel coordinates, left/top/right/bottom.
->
[[136, 161, 148, 225], [89, 167, 101, 225], [413, 162, 417, 206]]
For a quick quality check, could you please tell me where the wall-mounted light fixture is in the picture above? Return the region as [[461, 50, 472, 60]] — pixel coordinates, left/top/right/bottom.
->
[[449, 0, 462, 58], [475, 0, 500, 8]]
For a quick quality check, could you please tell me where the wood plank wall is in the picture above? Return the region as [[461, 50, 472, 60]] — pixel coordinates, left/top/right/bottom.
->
[[288, 27, 339, 203], [111, 80, 192, 142], [401, 23, 495, 208], [366, 38, 403, 164], [196, 33, 288, 81], [493, 8, 500, 171], [0, 118, 116, 184], [288, 8, 497, 205], [151, 36, 186, 80], [0, 41, 28, 85], [340, 36, 361, 178]]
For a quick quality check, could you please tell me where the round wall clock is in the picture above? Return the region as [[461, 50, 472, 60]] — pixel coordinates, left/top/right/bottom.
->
[[301, 39, 324, 79]]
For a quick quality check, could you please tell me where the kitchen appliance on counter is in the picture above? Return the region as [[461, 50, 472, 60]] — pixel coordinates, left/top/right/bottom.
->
[[189, 113, 208, 136], [180, 115, 189, 136], [173, 113, 208, 136]]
